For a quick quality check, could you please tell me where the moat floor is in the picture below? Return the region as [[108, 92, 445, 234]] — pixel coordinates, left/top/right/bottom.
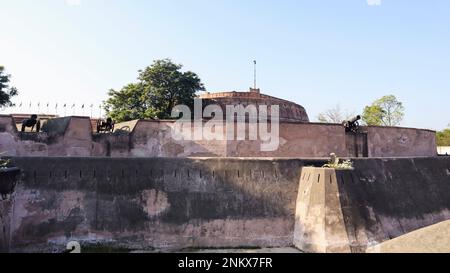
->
[[184, 248, 302, 253], [131, 247, 302, 253]]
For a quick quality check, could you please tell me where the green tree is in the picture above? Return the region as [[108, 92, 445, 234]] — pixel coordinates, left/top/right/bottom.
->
[[105, 59, 205, 122], [0, 66, 18, 108], [436, 128, 450, 146], [362, 95, 405, 126]]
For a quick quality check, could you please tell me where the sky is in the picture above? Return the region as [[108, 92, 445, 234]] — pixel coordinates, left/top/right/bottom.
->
[[0, 0, 449, 130]]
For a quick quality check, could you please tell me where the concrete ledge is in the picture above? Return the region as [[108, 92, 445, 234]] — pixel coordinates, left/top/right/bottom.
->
[[366, 220, 450, 253], [293, 167, 351, 253]]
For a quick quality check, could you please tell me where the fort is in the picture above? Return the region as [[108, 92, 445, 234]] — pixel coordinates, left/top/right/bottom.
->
[[0, 89, 448, 253], [0, 114, 437, 158], [0, 88, 437, 159], [200, 88, 310, 123]]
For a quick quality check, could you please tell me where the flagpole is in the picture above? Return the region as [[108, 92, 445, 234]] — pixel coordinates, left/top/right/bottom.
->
[[253, 60, 257, 89]]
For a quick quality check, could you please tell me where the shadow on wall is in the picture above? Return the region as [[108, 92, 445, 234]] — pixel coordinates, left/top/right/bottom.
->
[[339, 158, 450, 249], [5, 157, 327, 252], [294, 157, 450, 253], [4, 157, 450, 253]]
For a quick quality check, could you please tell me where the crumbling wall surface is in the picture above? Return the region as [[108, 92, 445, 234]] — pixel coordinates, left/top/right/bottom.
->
[[41, 117, 71, 137], [293, 167, 351, 253], [364, 126, 437, 157], [60, 117, 93, 157], [339, 157, 450, 251], [130, 120, 227, 157], [0, 199, 13, 252], [0, 115, 19, 156], [7, 157, 324, 252], [226, 123, 346, 157], [0, 116, 95, 157], [294, 157, 450, 253], [0, 115, 438, 158], [5, 157, 450, 253], [39, 116, 94, 157], [92, 133, 131, 157]]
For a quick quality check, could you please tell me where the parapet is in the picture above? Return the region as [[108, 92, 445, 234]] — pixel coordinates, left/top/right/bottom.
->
[[0, 115, 438, 158]]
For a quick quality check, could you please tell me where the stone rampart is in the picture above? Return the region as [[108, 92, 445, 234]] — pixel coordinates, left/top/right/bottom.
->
[[0, 115, 437, 158]]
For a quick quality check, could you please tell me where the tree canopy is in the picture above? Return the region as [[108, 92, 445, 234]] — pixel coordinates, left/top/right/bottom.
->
[[317, 104, 355, 123], [437, 128, 450, 146], [105, 59, 205, 122], [0, 66, 18, 108], [362, 95, 405, 126]]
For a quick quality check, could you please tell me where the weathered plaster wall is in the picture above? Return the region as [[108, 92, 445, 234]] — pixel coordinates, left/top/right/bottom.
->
[[294, 157, 450, 253], [2, 157, 449, 253], [227, 123, 346, 157], [5, 157, 324, 252], [0, 199, 13, 252], [0, 114, 20, 156], [340, 157, 450, 251], [129, 121, 227, 157], [293, 167, 351, 253], [0, 115, 94, 157], [364, 126, 437, 157], [0, 115, 437, 158]]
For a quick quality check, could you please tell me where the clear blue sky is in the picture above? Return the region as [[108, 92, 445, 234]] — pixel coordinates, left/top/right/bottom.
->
[[1, 0, 449, 130]]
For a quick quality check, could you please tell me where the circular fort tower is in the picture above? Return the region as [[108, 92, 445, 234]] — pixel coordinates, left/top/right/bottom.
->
[[199, 88, 310, 122]]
